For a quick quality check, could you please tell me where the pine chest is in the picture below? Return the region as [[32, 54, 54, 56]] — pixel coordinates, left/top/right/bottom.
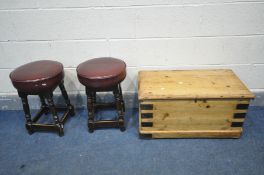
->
[[138, 70, 254, 138]]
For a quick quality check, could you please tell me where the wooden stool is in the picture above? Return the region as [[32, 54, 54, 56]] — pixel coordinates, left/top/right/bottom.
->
[[10, 60, 75, 136], [77, 57, 126, 132]]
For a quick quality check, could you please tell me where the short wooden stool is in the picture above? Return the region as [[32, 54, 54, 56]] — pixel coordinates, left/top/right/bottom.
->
[[10, 60, 75, 136], [77, 57, 126, 132]]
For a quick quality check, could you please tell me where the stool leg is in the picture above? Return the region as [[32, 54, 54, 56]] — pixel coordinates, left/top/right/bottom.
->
[[46, 93, 64, 136], [118, 84, 125, 112], [114, 86, 125, 132], [59, 81, 75, 116], [92, 92, 96, 103], [18, 92, 33, 134], [39, 95, 49, 115], [86, 88, 95, 133], [91, 91, 97, 112]]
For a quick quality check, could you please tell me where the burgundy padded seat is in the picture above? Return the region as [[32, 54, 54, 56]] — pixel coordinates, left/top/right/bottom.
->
[[10, 60, 64, 94], [77, 57, 126, 89]]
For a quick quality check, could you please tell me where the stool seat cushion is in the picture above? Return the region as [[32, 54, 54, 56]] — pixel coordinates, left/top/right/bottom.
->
[[10, 60, 64, 93], [77, 57, 126, 89]]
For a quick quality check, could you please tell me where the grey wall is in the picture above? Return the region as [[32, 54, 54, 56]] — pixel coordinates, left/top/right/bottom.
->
[[0, 0, 263, 108]]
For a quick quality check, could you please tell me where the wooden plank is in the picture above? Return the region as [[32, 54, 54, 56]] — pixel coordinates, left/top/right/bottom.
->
[[139, 99, 247, 136], [151, 117, 245, 125], [141, 118, 153, 123], [150, 110, 247, 119], [141, 123, 242, 131], [138, 70, 255, 100], [141, 100, 249, 112], [139, 129, 242, 138], [140, 99, 250, 104]]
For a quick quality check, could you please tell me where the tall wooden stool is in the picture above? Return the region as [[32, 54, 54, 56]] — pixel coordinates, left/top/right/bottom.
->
[[10, 60, 75, 136], [77, 57, 126, 132]]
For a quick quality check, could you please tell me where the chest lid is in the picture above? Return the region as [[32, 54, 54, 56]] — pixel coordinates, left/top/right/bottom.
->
[[138, 69, 254, 100]]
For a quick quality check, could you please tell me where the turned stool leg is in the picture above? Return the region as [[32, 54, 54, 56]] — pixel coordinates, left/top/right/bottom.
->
[[18, 92, 33, 134], [39, 95, 49, 115], [92, 92, 96, 103], [46, 93, 64, 136], [118, 84, 125, 112], [59, 81, 75, 116], [114, 86, 125, 131], [91, 91, 97, 112], [86, 88, 95, 133]]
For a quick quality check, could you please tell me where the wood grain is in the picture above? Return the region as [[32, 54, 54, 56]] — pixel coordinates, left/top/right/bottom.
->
[[139, 129, 242, 138], [138, 69, 255, 100], [138, 70, 253, 138]]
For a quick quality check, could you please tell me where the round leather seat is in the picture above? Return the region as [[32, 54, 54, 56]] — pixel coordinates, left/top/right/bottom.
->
[[77, 57, 126, 89], [10, 60, 64, 94]]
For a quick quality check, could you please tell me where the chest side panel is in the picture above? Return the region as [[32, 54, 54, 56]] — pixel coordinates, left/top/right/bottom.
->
[[139, 99, 250, 138]]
